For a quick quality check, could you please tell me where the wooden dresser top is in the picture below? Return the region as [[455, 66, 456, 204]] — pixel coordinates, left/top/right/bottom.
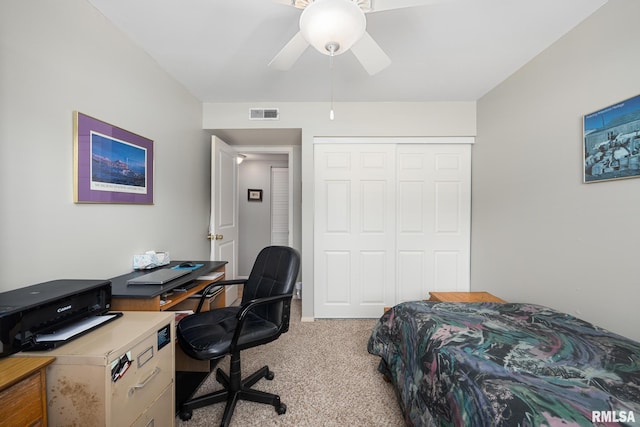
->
[[428, 292, 506, 303], [0, 357, 55, 391]]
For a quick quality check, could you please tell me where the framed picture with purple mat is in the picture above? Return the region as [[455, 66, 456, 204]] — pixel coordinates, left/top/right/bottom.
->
[[74, 111, 154, 204]]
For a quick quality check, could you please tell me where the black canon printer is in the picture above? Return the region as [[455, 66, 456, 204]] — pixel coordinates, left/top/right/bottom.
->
[[0, 279, 122, 358]]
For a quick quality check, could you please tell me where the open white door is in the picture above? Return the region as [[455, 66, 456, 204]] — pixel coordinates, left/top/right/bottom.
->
[[210, 136, 239, 305]]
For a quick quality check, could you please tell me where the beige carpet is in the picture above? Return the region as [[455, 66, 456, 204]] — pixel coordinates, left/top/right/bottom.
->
[[175, 299, 404, 427]]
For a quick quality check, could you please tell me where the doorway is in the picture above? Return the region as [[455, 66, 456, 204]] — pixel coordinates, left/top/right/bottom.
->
[[208, 129, 301, 293], [237, 152, 291, 276]]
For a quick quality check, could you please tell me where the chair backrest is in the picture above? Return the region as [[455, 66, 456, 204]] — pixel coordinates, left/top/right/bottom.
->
[[241, 246, 300, 329]]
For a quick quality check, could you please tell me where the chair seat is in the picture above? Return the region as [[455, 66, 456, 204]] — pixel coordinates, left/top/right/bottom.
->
[[177, 307, 280, 360]]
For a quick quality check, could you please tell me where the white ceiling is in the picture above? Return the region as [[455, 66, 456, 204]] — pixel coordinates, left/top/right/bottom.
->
[[87, 0, 607, 104]]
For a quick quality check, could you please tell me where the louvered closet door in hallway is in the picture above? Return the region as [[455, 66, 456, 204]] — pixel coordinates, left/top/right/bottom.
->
[[271, 167, 289, 246], [314, 139, 471, 318]]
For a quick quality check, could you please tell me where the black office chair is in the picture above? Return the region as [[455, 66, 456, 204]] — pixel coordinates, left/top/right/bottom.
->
[[176, 246, 300, 426]]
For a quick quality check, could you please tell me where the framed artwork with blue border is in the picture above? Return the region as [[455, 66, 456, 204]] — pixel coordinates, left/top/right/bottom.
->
[[74, 112, 154, 203], [583, 94, 640, 183]]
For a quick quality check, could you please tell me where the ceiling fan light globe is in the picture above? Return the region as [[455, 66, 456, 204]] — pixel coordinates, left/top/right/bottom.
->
[[299, 0, 366, 56]]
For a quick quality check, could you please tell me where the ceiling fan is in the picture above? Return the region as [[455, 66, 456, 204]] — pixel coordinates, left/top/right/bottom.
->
[[269, 0, 450, 75]]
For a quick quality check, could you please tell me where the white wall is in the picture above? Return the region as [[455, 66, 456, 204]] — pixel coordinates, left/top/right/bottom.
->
[[474, 0, 640, 341], [238, 159, 288, 276], [0, 0, 210, 291], [203, 102, 477, 319]]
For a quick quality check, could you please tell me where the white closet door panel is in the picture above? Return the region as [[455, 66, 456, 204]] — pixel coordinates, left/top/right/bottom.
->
[[430, 149, 471, 299], [396, 147, 433, 301], [324, 251, 351, 304], [325, 181, 351, 233], [360, 250, 387, 304], [361, 151, 387, 169], [399, 153, 425, 170], [434, 250, 464, 291], [361, 181, 386, 232], [397, 251, 426, 302], [398, 181, 425, 233], [325, 152, 351, 169], [315, 144, 395, 318], [435, 182, 462, 233], [435, 153, 463, 179], [396, 144, 470, 299]]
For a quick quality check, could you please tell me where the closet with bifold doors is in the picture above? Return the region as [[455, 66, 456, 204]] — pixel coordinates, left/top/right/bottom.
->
[[314, 137, 472, 318]]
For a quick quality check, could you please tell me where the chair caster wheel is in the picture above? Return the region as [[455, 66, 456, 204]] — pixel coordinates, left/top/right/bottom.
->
[[265, 370, 275, 380], [276, 403, 287, 415], [178, 409, 193, 421]]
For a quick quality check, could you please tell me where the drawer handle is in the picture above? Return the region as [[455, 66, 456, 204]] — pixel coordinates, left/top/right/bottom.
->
[[129, 367, 161, 396]]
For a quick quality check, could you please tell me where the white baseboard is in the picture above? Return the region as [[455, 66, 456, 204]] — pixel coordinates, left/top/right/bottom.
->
[[300, 317, 315, 322]]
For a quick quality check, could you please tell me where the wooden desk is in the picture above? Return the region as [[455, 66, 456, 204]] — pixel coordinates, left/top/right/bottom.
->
[[109, 261, 227, 311], [0, 356, 55, 427], [107, 260, 228, 411], [428, 291, 506, 303]]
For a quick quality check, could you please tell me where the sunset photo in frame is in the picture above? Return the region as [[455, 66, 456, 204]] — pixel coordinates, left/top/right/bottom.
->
[[583, 94, 640, 183], [74, 112, 154, 203]]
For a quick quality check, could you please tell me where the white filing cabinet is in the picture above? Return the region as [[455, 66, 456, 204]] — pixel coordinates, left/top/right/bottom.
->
[[22, 311, 175, 427]]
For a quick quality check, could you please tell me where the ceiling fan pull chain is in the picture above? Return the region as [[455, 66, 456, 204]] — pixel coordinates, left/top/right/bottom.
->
[[329, 44, 335, 120]]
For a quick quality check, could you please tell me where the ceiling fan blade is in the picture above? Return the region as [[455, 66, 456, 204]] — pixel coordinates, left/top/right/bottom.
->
[[272, 0, 294, 6], [351, 32, 391, 75], [268, 32, 310, 71], [370, 0, 450, 12]]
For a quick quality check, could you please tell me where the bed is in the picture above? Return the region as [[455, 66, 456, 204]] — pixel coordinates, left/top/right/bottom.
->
[[367, 301, 640, 426]]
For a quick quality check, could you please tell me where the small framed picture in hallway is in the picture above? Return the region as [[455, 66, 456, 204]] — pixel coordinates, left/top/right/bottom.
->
[[248, 189, 263, 202]]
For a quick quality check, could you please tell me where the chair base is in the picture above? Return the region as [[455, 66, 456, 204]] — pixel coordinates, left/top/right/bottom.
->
[[178, 355, 286, 427]]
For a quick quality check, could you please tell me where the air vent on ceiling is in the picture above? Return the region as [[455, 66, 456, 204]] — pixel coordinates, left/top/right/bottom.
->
[[249, 108, 279, 120]]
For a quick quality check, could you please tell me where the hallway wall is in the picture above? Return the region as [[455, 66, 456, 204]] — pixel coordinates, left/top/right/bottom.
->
[[238, 158, 288, 276]]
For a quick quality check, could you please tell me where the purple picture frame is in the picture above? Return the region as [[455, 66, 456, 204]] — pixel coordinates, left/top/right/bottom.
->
[[74, 112, 154, 204]]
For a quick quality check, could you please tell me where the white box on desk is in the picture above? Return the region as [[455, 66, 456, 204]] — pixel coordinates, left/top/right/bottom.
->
[[133, 251, 170, 269]]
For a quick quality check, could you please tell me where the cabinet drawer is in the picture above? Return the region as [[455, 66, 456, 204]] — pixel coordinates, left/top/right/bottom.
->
[[131, 383, 174, 427], [0, 371, 44, 427], [111, 328, 174, 426]]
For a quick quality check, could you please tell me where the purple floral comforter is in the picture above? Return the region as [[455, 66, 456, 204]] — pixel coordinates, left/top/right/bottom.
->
[[368, 301, 640, 426]]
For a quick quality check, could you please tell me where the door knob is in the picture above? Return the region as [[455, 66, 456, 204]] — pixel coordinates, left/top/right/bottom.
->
[[207, 233, 224, 240]]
